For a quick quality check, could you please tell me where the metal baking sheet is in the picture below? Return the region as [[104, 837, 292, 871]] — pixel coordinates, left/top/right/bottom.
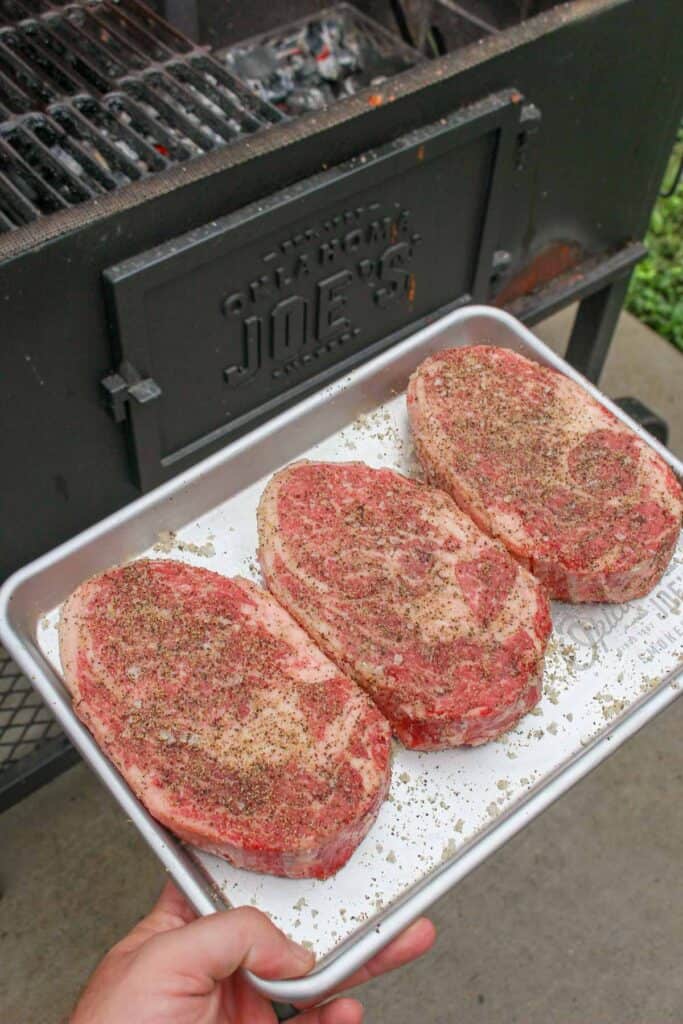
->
[[1, 306, 681, 1004]]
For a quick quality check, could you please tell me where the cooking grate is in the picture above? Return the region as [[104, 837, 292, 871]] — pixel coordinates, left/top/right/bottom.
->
[[0, 0, 282, 233]]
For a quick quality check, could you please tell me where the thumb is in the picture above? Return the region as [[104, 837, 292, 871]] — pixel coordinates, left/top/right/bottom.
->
[[140, 905, 316, 983]]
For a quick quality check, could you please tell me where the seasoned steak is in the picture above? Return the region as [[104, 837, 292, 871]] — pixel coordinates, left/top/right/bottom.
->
[[59, 559, 391, 879], [408, 345, 682, 603], [258, 461, 551, 750]]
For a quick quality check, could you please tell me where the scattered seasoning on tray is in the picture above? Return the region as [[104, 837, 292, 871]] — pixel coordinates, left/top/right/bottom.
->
[[441, 838, 457, 861], [153, 529, 216, 558]]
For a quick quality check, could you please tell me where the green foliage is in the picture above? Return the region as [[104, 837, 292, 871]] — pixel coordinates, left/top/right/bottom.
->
[[626, 132, 683, 351]]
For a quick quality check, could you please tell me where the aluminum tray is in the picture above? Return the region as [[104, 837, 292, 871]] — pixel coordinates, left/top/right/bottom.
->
[[2, 306, 682, 1004]]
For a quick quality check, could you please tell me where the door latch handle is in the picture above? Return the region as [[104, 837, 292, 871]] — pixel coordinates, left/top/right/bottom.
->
[[101, 362, 162, 423]]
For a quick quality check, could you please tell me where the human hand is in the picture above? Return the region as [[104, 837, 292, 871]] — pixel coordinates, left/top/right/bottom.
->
[[71, 881, 436, 1023]]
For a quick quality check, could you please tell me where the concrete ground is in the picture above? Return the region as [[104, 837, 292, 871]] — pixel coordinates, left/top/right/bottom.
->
[[2, 309, 682, 1024]]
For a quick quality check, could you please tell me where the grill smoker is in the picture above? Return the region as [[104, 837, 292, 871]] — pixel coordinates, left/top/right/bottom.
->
[[0, 0, 682, 803]]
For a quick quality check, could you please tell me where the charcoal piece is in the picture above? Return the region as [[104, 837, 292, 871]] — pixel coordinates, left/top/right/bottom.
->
[[222, 5, 420, 117]]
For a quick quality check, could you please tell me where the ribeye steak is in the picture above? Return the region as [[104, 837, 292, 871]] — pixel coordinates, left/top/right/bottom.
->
[[258, 461, 551, 750], [408, 346, 682, 602], [59, 559, 392, 879]]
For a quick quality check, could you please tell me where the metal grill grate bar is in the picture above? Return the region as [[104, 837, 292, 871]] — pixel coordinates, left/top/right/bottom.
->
[[0, 64, 33, 114], [116, 0, 193, 55], [123, 74, 217, 154], [0, 203, 14, 226], [73, 92, 168, 173], [63, 4, 149, 72], [193, 54, 283, 126], [104, 89, 193, 162], [25, 16, 113, 93], [0, 0, 30, 25], [0, 131, 67, 214], [32, 108, 118, 189], [0, 24, 90, 95], [0, 0, 48, 23], [138, 69, 236, 145], [168, 59, 257, 137], [7, 115, 100, 200], [49, 99, 140, 184], [45, 8, 131, 80], [0, 31, 59, 107], [0, 172, 40, 225], [89, 1, 175, 63]]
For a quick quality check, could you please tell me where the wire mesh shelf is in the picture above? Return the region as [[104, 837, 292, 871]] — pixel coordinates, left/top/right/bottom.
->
[[0, 644, 78, 810]]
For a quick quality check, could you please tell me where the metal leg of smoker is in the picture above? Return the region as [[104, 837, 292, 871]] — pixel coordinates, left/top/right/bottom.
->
[[564, 274, 632, 384], [614, 396, 669, 446]]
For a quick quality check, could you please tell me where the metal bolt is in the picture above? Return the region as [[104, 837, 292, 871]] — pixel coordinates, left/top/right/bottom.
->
[[520, 103, 542, 133], [492, 250, 512, 273]]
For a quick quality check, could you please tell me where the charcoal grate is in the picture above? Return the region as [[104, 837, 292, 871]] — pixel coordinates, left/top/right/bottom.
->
[[0, 0, 283, 233]]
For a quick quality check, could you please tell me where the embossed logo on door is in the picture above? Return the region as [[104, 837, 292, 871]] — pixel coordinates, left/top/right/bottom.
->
[[222, 205, 421, 387]]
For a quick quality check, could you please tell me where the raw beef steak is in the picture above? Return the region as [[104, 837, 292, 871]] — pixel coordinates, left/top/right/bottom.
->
[[59, 559, 392, 879], [408, 346, 682, 603], [258, 461, 551, 750]]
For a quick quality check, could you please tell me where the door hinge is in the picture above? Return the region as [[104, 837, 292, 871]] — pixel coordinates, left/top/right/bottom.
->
[[101, 361, 162, 423]]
